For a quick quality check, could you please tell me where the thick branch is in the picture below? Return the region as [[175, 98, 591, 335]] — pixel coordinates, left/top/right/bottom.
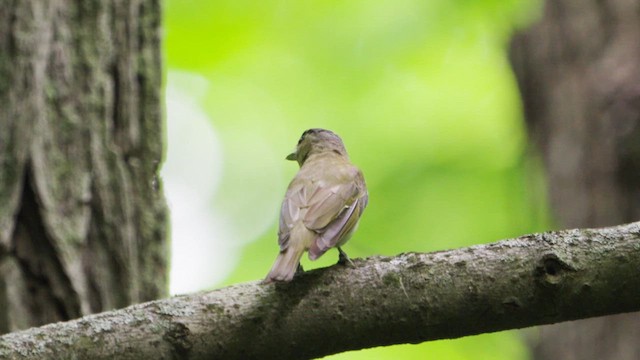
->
[[1, 222, 639, 359]]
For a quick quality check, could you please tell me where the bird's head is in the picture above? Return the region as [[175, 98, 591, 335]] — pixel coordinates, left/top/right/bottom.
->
[[286, 128, 348, 166]]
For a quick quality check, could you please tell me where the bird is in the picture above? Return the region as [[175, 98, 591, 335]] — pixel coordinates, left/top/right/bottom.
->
[[264, 128, 368, 283]]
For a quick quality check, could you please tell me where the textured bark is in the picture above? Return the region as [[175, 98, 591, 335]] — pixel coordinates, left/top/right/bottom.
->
[[510, 1, 640, 359], [0, 0, 167, 334], [0, 222, 639, 360]]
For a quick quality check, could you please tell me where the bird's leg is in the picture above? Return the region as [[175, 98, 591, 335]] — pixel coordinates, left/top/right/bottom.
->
[[337, 247, 355, 268], [295, 263, 305, 275]]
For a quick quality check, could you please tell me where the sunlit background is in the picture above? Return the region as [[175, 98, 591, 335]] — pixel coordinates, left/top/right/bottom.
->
[[162, 0, 548, 358]]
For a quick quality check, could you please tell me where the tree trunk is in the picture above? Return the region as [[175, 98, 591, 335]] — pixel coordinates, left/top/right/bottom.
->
[[510, 0, 640, 359], [0, 0, 167, 334]]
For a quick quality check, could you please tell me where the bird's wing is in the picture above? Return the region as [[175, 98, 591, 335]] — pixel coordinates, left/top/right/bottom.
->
[[277, 177, 348, 249], [302, 180, 359, 230], [277, 181, 304, 249], [303, 168, 367, 258], [278, 165, 367, 254], [308, 196, 363, 260]]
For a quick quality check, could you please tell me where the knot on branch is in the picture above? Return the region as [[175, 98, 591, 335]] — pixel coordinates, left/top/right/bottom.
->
[[163, 321, 192, 357], [534, 253, 576, 285]]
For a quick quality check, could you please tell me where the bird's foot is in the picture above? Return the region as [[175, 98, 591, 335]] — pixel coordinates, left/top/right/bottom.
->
[[337, 247, 356, 268]]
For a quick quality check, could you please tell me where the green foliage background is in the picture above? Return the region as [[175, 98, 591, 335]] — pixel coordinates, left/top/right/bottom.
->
[[165, 0, 547, 358]]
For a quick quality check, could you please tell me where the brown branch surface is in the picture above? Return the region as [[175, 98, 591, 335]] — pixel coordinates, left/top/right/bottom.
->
[[1, 222, 639, 360]]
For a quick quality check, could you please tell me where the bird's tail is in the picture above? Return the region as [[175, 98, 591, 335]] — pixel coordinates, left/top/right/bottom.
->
[[264, 245, 305, 283], [265, 226, 311, 282]]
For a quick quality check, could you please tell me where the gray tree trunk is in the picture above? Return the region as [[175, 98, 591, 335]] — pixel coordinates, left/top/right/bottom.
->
[[510, 0, 640, 359], [0, 0, 167, 334]]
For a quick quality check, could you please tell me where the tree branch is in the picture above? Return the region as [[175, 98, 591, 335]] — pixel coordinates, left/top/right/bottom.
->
[[1, 222, 639, 359]]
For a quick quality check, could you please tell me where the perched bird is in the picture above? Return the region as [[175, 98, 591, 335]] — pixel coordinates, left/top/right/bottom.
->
[[265, 128, 368, 282]]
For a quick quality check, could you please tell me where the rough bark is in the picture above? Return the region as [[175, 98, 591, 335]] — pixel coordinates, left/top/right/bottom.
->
[[0, 222, 638, 360], [0, 0, 167, 334], [510, 1, 640, 359]]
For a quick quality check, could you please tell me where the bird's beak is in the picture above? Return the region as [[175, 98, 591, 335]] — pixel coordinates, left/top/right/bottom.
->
[[286, 151, 297, 161]]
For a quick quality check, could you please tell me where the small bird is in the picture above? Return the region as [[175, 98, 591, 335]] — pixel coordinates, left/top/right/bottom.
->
[[265, 129, 368, 282]]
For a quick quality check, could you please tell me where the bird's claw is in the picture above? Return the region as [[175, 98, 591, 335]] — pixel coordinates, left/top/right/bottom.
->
[[337, 247, 356, 268]]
